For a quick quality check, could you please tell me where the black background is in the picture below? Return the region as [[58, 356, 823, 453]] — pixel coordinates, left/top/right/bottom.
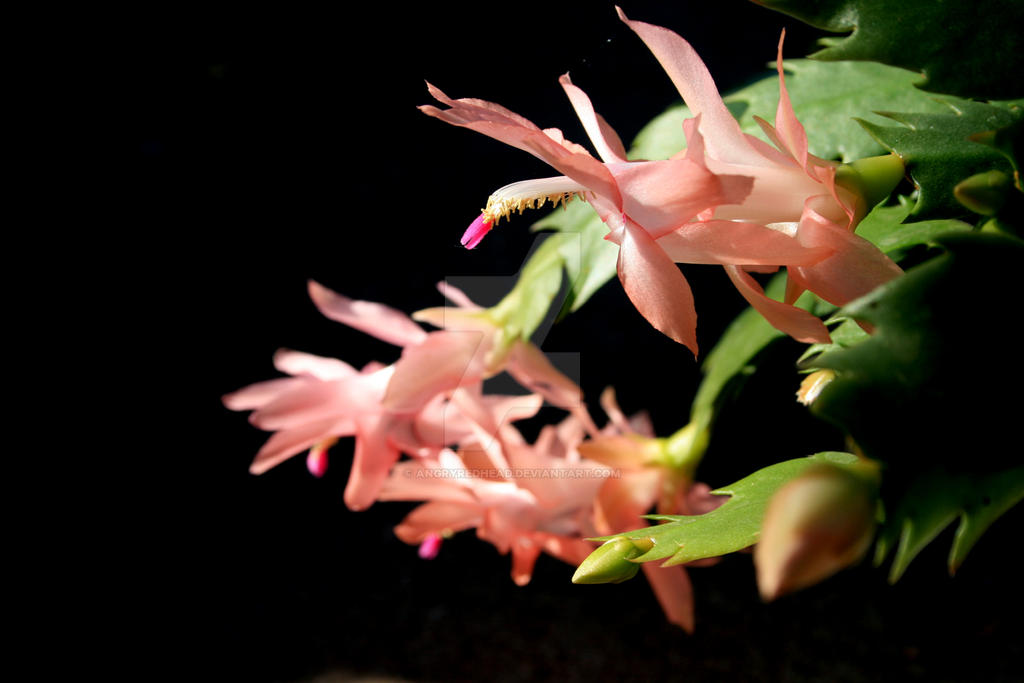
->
[[120, 2, 1023, 681]]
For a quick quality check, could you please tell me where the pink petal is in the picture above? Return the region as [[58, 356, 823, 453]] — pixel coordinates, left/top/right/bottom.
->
[[382, 330, 490, 414], [449, 388, 515, 473], [723, 265, 830, 343], [511, 541, 543, 586], [617, 7, 766, 168], [655, 220, 832, 265], [685, 482, 728, 516], [505, 442, 610, 510], [578, 435, 653, 469], [613, 159, 753, 239], [594, 469, 663, 533], [421, 83, 623, 211], [436, 280, 481, 310], [222, 377, 306, 411], [247, 379, 348, 431], [505, 341, 599, 435], [617, 218, 699, 354], [599, 386, 632, 434], [599, 386, 656, 438], [628, 411, 656, 439], [483, 393, 545, 428], [378, 460, 478, 504], [559, 74, 628, 163], [407, 394, 473, 449], [772, 31, 809, 170], [504, 341, 582, 411], [394, 501, 483, 544], [307, 280, 428, 347], [272, 349, 356, 381], [247, 372, 387, 431], [706, 161, 827, 225], [343, 413, 401, 511], [249, 417, 352, 475], [679, 115, 706, 164], [537, 534, 598, 569], [642, 564, 696, 633], [791, 205, 903, 306]]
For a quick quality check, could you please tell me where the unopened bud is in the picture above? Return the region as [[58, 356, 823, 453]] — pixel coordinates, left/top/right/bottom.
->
[[572, 537, 651, 585], [755, 464, 875, 601], [954, 170, 1012, 216]]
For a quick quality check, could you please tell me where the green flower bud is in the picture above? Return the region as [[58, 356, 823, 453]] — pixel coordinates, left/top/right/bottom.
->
[[572, 537, 650, 585], [954, 170, 1012, 216]]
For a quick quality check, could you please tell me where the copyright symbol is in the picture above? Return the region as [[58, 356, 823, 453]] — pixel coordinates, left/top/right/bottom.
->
[[402, 468, 412, 477]]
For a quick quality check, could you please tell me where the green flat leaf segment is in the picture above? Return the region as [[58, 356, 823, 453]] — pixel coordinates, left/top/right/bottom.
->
[[806, 233, 1024, 578], [809, 232, 1024, 467], [691, 273, 791, 429], [756, 0, 1024, 99], [631, 59, 950, 164], [874, 466, 1024, 582], [598, 452, 858, 567], [489, 231, 567, 343], [531, 199, 618, 318], [853, 200, 971, 258], [858, 100, 1023, 219]]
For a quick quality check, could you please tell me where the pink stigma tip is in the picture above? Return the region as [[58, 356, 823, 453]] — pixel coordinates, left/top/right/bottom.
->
[[306, 448, 329, 478], [418, 532, 443, 560], [461, 213, 493, 249]]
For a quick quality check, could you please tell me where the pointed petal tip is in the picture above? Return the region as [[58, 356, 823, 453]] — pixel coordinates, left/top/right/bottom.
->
[[343, 495, 372, 512]]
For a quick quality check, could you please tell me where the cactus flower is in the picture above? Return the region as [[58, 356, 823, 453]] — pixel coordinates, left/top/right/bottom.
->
[[423, 8, 903, 351], [224, 280, 553, 510]]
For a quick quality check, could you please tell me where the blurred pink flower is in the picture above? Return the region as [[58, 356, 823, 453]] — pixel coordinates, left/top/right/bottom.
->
[[223, 281, 548, 511], [379, 389, 610, 586], [577, 387, 724, 632]]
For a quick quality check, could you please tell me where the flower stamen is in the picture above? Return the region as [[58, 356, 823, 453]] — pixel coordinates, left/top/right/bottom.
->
[[460, 176, 588, 249]]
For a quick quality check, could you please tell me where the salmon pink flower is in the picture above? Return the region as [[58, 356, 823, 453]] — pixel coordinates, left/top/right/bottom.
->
[[422, 8, 903, 350], [379, 390, 610, 586], [616, 9, 903, 342], [224, 280, 551, 511], [420, 78, 757, 355], [575, 387, 724, 631]]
